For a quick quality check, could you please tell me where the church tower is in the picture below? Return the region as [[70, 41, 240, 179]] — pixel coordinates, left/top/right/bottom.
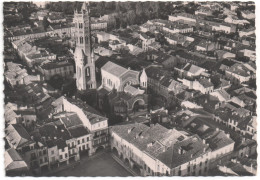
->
[[74, 2, 96, 91], [140, 68, 147, 89]]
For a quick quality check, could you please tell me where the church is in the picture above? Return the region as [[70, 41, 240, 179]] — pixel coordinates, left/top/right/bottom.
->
[[73, 3, 148, 121], [73, 2, 96, 91], [97, 62, 148, 121]]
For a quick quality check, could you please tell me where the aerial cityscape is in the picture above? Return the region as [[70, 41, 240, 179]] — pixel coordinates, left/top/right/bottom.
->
[[3, 1, 257, 177]]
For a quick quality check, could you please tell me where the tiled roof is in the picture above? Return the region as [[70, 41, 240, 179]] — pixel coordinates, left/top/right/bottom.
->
[[5, 148, 28, 171], [5, 124, 32, 149], [145, 66, 165, 81], [102, 61, 128, 77], [68, 126, 90, 138], [66, 97, 107, 125], [54, 112, 83, 128], [111, 123, 210, 168], [198, 78, 214, 88], [206, 130, 234, 151]]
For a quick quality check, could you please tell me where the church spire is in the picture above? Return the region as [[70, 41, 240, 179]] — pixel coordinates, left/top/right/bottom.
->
[[74, 1, 96, 91]]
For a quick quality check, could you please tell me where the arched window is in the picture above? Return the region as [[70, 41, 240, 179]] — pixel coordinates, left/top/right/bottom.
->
[[85, 67, 90, 77], [85, 36, 88, 43]]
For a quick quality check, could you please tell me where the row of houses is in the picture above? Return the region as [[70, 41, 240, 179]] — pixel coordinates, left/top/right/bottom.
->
[[5, 95, 109, 174]]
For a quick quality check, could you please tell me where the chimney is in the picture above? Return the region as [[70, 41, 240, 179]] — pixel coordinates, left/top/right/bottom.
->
[[203, 147, 206, 152], [202, 139, 206, 144], [216, 127, 219, 131]]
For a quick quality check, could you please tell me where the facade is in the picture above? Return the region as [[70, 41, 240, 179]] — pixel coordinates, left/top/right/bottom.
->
[[73, 2, 97, 91], [36, 60, 74, 81], [51, 96, 109, 154]]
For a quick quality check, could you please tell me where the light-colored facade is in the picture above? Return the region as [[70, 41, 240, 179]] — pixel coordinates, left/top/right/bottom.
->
[[110, 123, 212, 176], [73, 3, 96, 91]]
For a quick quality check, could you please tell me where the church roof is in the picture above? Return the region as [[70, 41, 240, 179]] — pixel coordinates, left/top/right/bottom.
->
[[102, 61, 128, 77]]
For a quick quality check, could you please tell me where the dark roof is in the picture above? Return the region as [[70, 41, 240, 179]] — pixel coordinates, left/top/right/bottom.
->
[[206, 130, 234, 151], [40, 61, 73, 70], [55, 112, 83, 128], [55, 139, 67, 149], [198, 78, 214, 88], [68, 126, 89, 138], [12, 124, 31, 140], [221, 59, 236, 67]]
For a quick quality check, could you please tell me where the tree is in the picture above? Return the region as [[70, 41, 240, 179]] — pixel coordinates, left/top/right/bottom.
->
[[42, 16, 49, 31], [126, 10, 136, 25], [97, 2, 105, 16]]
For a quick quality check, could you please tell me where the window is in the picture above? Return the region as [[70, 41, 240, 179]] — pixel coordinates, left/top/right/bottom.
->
[[40, 159, 43, 164], [87, 137, 89, 141], [200, 162, 202, 167], [51, 150, 54, 155], [82, 139, 85, 143], [80, 37, 83, 44], [65, 153, 68, 158], [188, 166, 190, 172], [52, 157, 55, 162], [43, 150, 47, 155], [193, 164, 196, 170], [78, 140, 80, 144], [204, 167, 207, 172], [39, 151, 42, 156], [60, 155, 63, 159], [44, 157, 48, 162]]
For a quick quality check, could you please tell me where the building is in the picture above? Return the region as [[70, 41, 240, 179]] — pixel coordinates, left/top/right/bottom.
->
[[239, 27, 255, 38], [195, 7, 213, 16], [36, 60, 74, 81], [110, 123, 212, 176], [140, 33, 156, 51], [180, 77, 214, 94], [51, 96, 109, 154], [211, 23, 236, 34], [241, 10, 255, 20], [73, 2, 96, 91], [101, 61, 140, 92], [5, 148, 29, 176], [225, 63, 255, 84], [174, 63, 208, 80], [168, 13, 197, 25]]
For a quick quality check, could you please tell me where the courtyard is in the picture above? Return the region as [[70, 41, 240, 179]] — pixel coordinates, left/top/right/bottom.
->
[[49, 151, 132, 177]]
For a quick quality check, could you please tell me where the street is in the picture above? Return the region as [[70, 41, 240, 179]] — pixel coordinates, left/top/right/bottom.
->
[[49, 151, 132, 177]]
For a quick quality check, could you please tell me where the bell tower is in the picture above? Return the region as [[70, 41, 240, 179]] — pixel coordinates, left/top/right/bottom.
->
[[74, 2, 96, 91]]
